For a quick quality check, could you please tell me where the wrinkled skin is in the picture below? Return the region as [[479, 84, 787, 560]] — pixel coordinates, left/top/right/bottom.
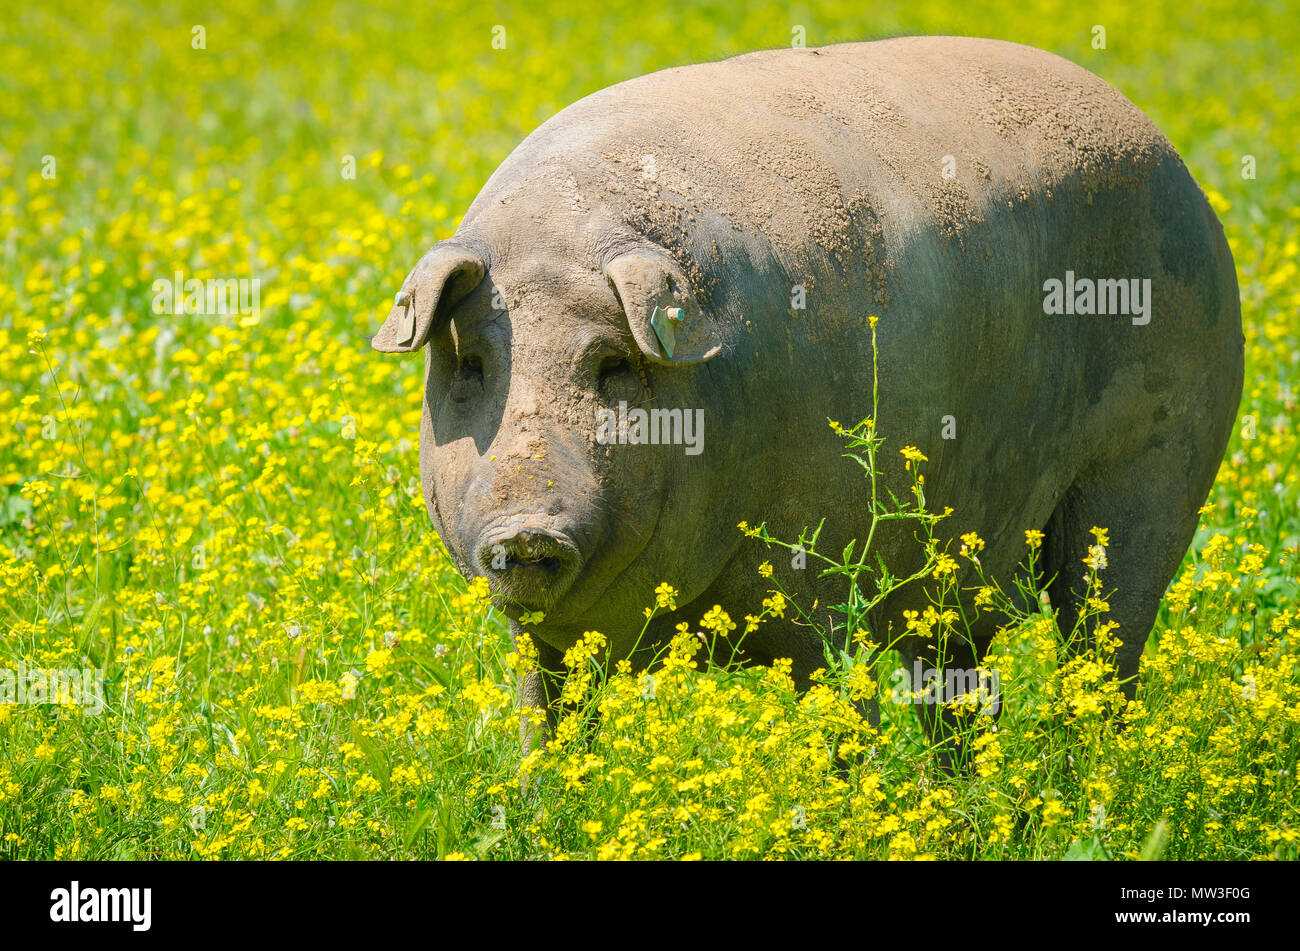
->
[[372, 37, 1243, 763]]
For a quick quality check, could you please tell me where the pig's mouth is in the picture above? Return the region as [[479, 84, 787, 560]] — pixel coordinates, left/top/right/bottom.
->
[[502, 553, 563, 572], [474, 518, 584, 613]]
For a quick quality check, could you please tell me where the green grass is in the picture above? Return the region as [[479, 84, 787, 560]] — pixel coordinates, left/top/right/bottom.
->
[[0, 0, 1297, 859]]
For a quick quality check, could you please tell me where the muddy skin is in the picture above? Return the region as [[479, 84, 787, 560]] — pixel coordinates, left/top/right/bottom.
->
[[371, 36, 1244, 767]]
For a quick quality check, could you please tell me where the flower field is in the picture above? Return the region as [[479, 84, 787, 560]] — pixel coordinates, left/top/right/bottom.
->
[[1, 0, 1297, 859]]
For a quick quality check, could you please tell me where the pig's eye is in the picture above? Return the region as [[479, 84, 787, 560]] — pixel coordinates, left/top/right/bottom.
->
[[450, 354, 483, 403], [598, 354, 632, 386]]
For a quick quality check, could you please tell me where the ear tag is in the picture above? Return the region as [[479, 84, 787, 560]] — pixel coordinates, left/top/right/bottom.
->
[[393, 290, 415, 346], [650, 305, 685, 359]]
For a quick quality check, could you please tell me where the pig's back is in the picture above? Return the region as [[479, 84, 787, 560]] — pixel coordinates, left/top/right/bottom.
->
[[470, 36, 1179, 276]]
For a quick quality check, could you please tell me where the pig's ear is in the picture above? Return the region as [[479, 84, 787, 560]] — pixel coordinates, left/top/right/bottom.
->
[[372, 245, 485, 353], [605, 250, 722, 365]]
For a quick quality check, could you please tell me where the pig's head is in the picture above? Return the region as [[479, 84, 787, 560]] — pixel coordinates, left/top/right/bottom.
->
[[371, 208, 742, 658]]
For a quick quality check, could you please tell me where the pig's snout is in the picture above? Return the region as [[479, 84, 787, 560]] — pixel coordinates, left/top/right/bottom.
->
[[480, 529, 572, 573], [475, 519, 582, 609]]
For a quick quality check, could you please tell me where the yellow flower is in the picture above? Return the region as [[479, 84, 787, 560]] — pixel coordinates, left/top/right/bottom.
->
[[931, 553, 958, 578], [700, 604, 737, 637], [762, 591, 787, 618], [365, 647, 393, 676], [1084, 544, 1108, 571], [654, 582, 678, 610], [340, 672, 359, 701]]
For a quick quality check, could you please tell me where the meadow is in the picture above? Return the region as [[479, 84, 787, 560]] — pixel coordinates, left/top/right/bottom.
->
[[1, 0, 1296, 860]]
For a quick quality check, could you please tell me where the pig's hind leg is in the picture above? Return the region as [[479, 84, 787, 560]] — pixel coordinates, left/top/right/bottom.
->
[[1039, 437, 1216, 702]]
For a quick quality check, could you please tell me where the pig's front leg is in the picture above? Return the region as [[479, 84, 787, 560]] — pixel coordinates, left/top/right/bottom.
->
[[515, 622, 565, 757]]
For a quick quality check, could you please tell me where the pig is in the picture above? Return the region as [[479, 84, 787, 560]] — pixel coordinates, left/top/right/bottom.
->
[[371, 36, 1243, 762]]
